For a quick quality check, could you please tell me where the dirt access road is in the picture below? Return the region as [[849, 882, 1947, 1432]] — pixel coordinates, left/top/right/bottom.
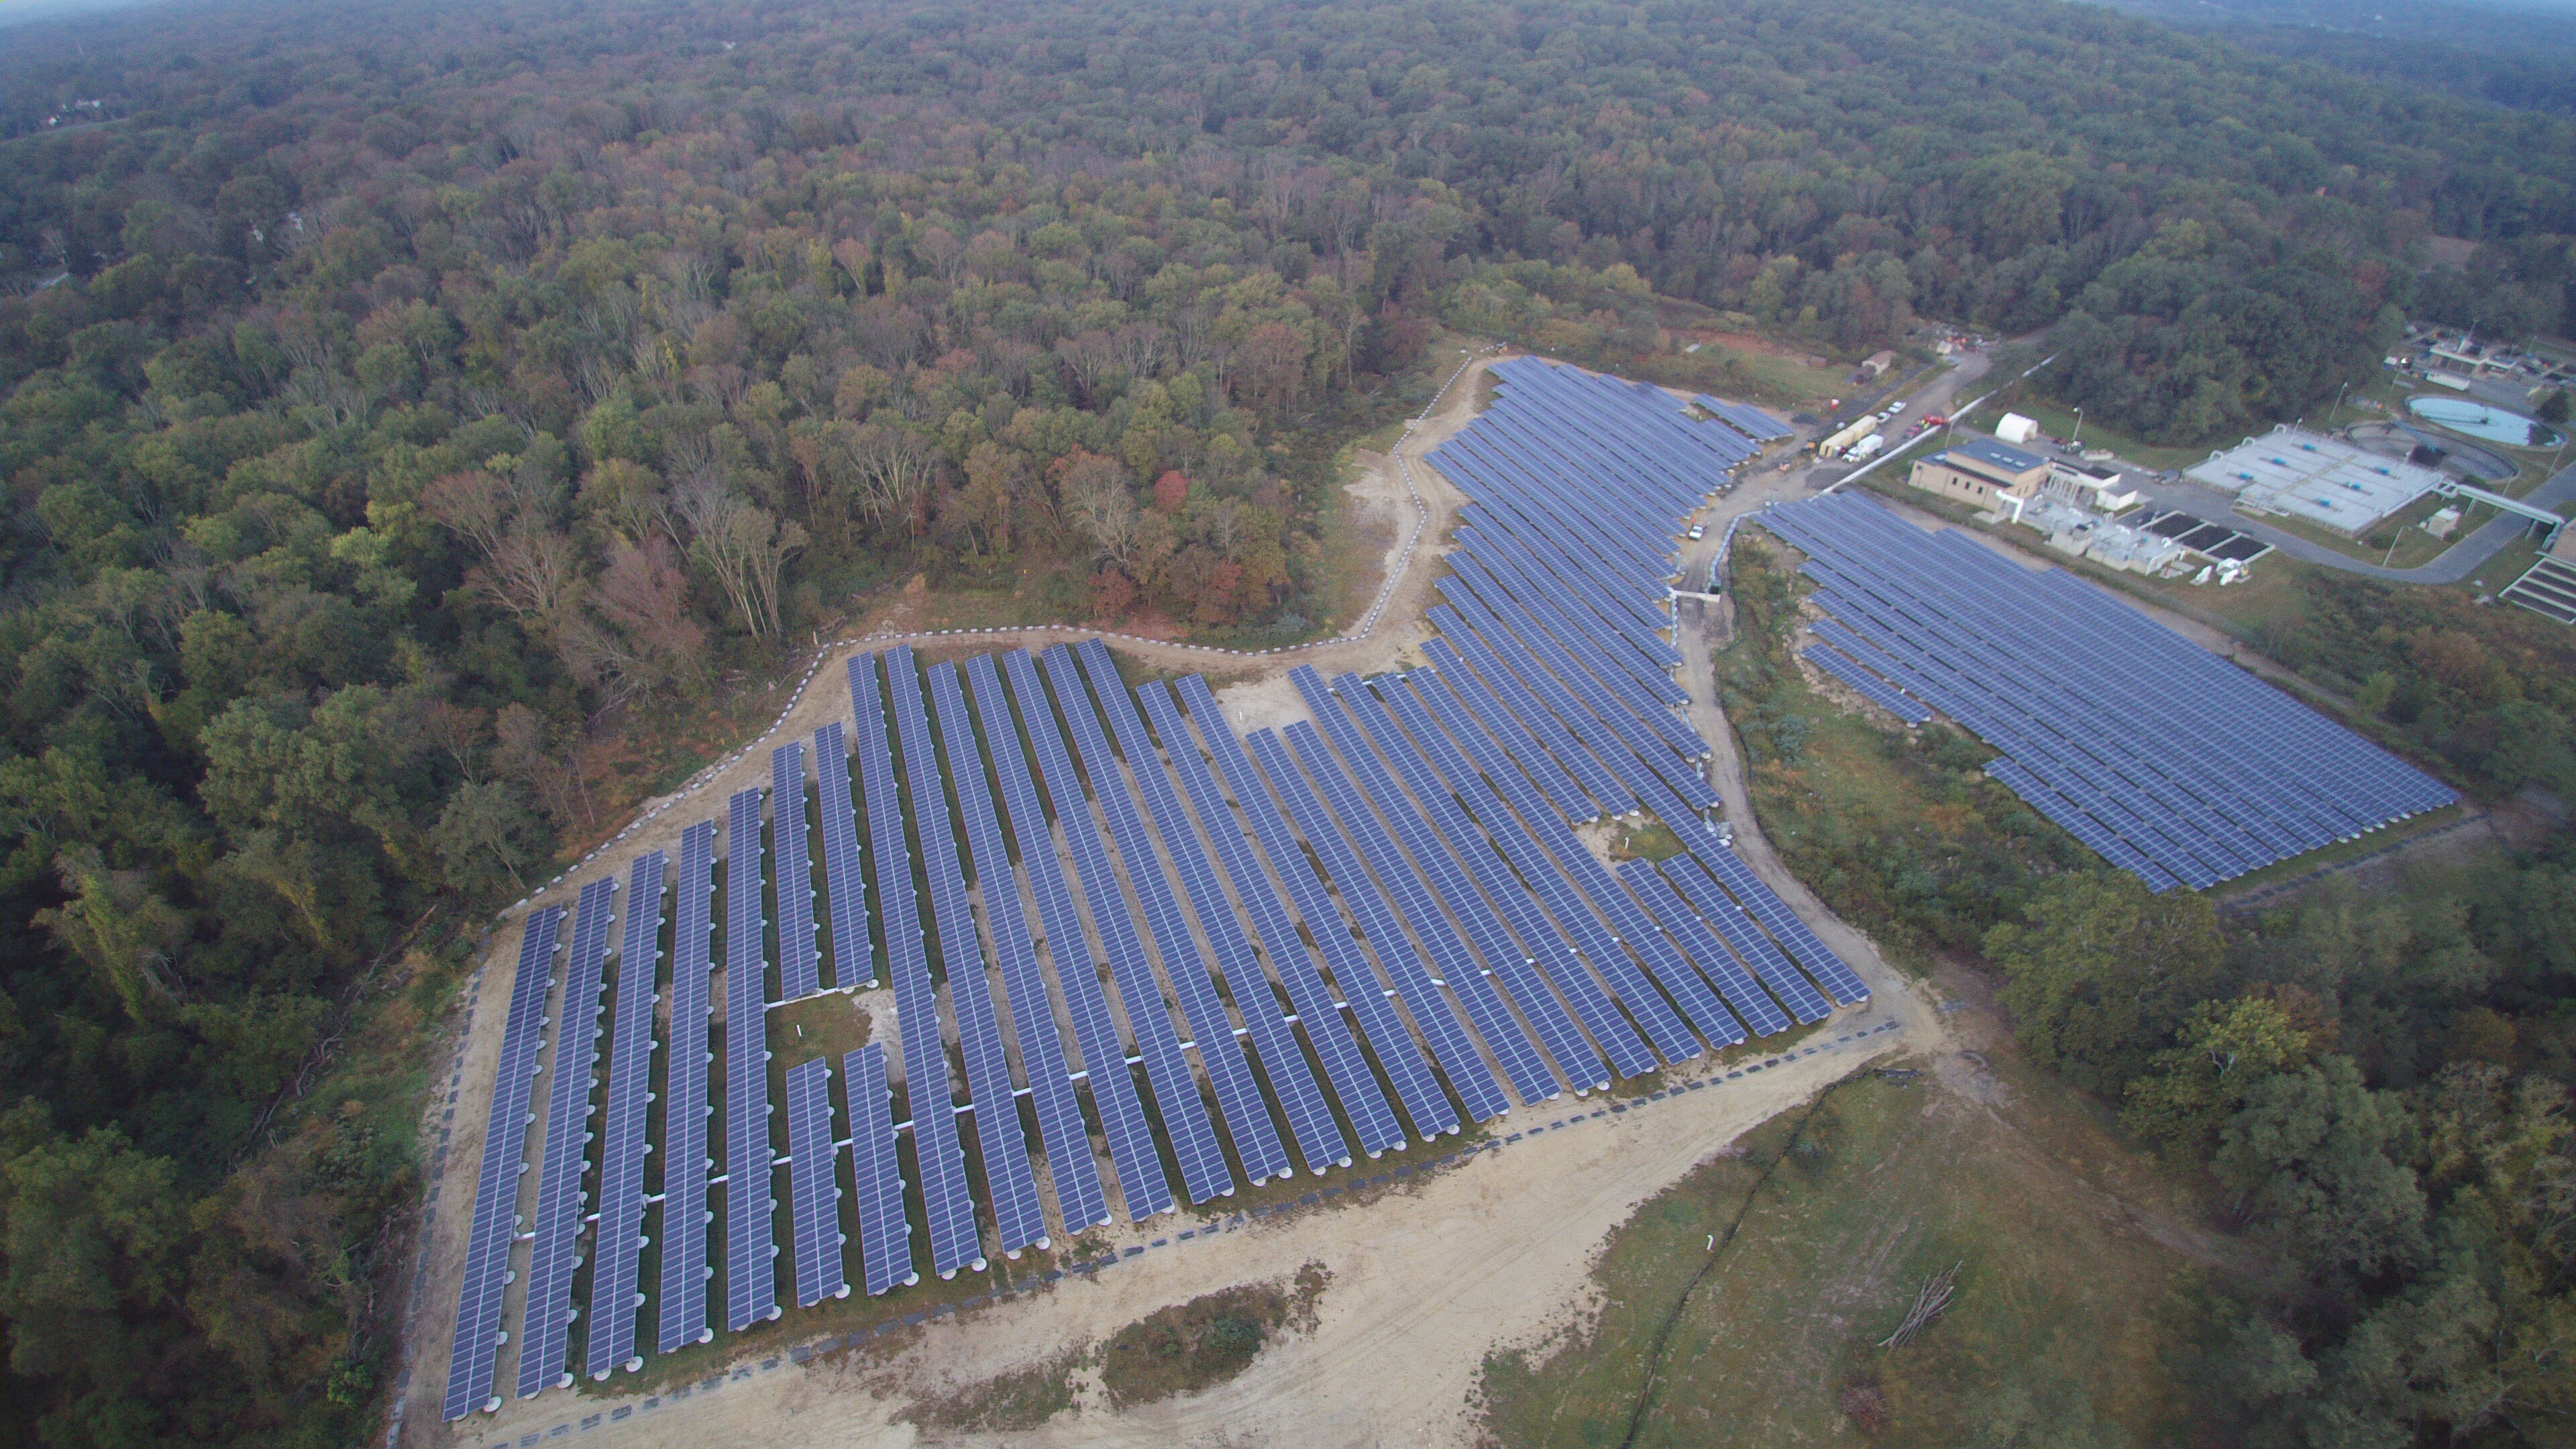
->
[[398, 351, 1945, 1449]]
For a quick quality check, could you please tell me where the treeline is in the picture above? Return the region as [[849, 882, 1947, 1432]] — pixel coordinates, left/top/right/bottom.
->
[[12, 0, 2576, 443], [1727, 531, 2576, 1442]]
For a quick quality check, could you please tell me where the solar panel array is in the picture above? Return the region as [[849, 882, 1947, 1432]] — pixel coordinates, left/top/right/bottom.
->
[[782, 1057, 849, 1306], [843, 1042, 916, 1293], [1760, 492, 2457, 891], [885, 649, 1049, 1254], [656, 822, 717, 1355], [1029, 644, 1246, 1201], [722, 788, 780, 1331], [851, 651, 984, 1277], [967, 651, 1171, 1221], [438, 358, 1888, 1406], [517, 878, 616, 1397], [772, 743, 822, 1000], [1147, 678, 1411, 1156], [1073, 639, 1328, 1177], [931, 659, 1112, 1233], [442, 904, 562, 1420], [587, 849, 663, 1379]]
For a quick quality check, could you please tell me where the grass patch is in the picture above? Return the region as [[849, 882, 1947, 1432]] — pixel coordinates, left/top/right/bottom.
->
[[767, 992, 872, 1063], [1476, 1065, 2202, 1448], [902, 1350, 1083, 1432], [1312, 441, 1399, 637], [2469, 533, 2546, 595], [1609, 817, 1686, 863], [1097, 1264, 1330, 1407], [1735, 350, 1851, 407], [1955, 395, 2207, 472]]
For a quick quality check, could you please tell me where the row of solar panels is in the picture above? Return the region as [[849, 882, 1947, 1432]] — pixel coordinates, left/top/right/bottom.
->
[[1695, 394, 1795, 441], [446, 621, 1866, 1414], [1761, 493, 2457, 890]]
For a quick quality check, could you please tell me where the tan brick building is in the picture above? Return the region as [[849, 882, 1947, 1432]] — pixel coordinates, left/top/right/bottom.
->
[[1908, 435, 2051, 512]]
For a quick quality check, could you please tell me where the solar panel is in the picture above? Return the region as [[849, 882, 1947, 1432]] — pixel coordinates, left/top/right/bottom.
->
[[1617, 859, 1792, 1036], [772, 743, 822, 1000], [930, 659, 1112, 1234], [967, 653, 1173, 1220], [1760, 493, 2457, 888], [884, 648, 1048, 1254], [782, 1057, 849, 1306], [1034, 643, 1262, 1196], [1148, 678, 1409, 1157], [1292, 667, 1621, 1087], [1244, 724, 1513, 1122], [656, 822, 718, 1353], [849, 652, 985, 1276], [1279, 720, 1564, 1107], [586, 849, 663, 1379], [441, 904, 564, 1420], [517, 878, 615, 1397], [721, 787, 780, 1330], [841, 1043, 917, 1293], [813, 723, 877, 989], [1661, 856, 1831, 1022], [1075, 640, 1341, 1175], [1395, 670, 1743, 1051]]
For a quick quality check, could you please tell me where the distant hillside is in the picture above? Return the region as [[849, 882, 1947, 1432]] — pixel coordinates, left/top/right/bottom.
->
[[2091, 0, 2576, 111]]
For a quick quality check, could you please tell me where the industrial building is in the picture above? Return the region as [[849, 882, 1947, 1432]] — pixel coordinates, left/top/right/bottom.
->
[[1907, 435, 2051, 512], [2184, 427, 2445, 537], [2043, 460, 2139, 512]]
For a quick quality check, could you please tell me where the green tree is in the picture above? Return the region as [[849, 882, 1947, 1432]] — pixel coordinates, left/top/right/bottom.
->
[[2122, 996, 2314, 1163], [34, 847, 192, 1023], [2216, 1057, 2428, 1283], [435, 780, 545, 897], [1984, 871, 2226, 1094]]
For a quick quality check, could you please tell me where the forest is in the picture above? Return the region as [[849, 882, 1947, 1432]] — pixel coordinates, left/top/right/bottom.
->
[[1, 0, 2575, 1444]]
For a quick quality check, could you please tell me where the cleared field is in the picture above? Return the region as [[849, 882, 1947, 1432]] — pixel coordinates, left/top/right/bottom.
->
[[1478, 1042, 2205, 1448]]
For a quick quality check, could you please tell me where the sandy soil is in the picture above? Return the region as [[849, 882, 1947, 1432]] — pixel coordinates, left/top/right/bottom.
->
[[390, 343, 1952, 1449]]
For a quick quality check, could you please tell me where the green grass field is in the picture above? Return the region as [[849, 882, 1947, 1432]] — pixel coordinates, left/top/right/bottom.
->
[[1477, 1059, 2204, 1447], [1956, 396, 2210, 473]]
